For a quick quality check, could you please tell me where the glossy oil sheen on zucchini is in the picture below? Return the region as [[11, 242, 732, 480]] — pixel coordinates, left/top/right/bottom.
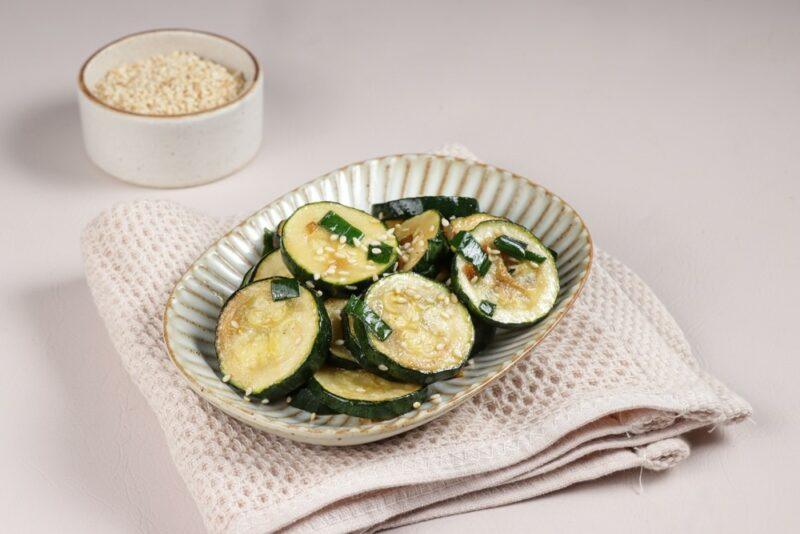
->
[[451, 220, 559, 328], [215, 277, 330, 400], [372, 196, 479, 220], [281, 202, 398, 295], [394, 209, 447, 277], [308, 366, 428, 420], [444, 212, 503, 241], [354, 272, 474, 384], [324, 298, 360, 369]]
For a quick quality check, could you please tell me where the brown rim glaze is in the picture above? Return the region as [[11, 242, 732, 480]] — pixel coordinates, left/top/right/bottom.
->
[[77, 28, 261, 119]]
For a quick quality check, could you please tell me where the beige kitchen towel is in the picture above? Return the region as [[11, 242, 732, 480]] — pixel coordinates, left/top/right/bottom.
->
[[81, 146, 750, 534]]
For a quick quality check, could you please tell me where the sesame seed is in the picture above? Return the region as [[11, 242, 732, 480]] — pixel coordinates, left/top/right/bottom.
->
[[309, 413, 317, 421], [371, 248, 382, 254], [305, 280, 315, 288], [92, 51, 245, 116], [345, 285, 357, 290], [334, 339, 345, 346], [243, 396, 250, 402], [286, 396, 292, 403], [488, 248, 500, 255], [372, 274, 379, 281], [324, 246, 335, 252], [339, 235, 347, 244], [313, 273, 321, 280], [334, 251, 347, 259], [245, 387, 252, 396], [428, 225, 435, 232], [316, 247, 324, 255], [222, 374, 231, 383], [413, 401, 422, 409], [316, 290, 323, 297], [378, 364, 389, 371], [436, 343, 445, 350], [450, 294, 458, 303], [378, 212, 385, 219], [469, 276, 478, 284], [230, 320, 239, 328], [441, 218, 450, 227], [353, 238, 362, 247], [329, 234, 339, 241], [386, 227, 396, 235], [449, 215, 456, 220], [261, 398, 270, 404]]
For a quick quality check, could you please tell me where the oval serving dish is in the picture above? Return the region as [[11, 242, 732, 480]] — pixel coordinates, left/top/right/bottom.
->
[[163, 154, 593, 445]]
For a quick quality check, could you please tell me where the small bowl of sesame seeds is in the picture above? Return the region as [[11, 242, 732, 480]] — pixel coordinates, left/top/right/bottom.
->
[[78, 29, 263, 188]]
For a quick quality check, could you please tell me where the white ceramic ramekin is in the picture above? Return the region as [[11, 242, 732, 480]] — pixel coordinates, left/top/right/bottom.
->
[[78, 29, 263, 188]]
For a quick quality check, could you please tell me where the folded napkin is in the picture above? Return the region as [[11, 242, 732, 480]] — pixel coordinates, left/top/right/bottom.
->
[[82, 147, 750, 534]]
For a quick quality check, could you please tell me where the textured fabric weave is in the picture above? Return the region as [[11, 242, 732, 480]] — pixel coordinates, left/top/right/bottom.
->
[[81, 147, 750, 534]]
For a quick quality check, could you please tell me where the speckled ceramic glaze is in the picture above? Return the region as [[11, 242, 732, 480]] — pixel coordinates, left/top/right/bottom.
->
[[78, 29, 263, 188], [164, 154, 593, 445]]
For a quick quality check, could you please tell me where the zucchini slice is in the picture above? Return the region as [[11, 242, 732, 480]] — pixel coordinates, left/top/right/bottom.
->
[[308, 366, 428, 420], [451, 220, 559, 328], [353, 272, 475, 384], [215, 277, 330, 400], [444, 212, 503, 241], [470, 316, 496, 357], [281, 202, 398, 295], [372, 196, 480, 221], [394, 209, 448, 277], [324, 298, 360, 369], [288, 386, 337, 415], [239, 263, 258, 289], [262, 228, 277, 255], [253, 249, 292, 280]]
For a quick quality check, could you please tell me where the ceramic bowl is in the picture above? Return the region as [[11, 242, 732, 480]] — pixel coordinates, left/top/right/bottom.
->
[[78, 29, 263, 188], [163, 154, 593, 445]]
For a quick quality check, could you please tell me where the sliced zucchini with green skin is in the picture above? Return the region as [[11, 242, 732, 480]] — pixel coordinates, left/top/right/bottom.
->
[[308, 366, 428, 420], [470, 315, 496, 357], [262, 228, 277, 255], [451, 220, 559, 328], [270, 220, 285, 250], [281, 202, 398, 296], [444, 212, 503, 241], [353, 272, 474, 384], [239, 263, 258, 289], [450, 231, 491, 276], [394, 210, 448, 277], [253, 249, 292, 280], [215, 277, 330, 400], [324, 298, 360, 369], [372, 196, 480, 221], [289, 386, 338, 415]]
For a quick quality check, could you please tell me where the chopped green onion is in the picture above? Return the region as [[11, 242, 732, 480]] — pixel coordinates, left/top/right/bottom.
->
[[451, 231, 491, 276], [271, 278, 300, 301], [367, 242, 394, 263], [478, 300, 496, 316], [493, 235, 547, 264], [318, 211, 365, 244], [345, 295, 393, 341]]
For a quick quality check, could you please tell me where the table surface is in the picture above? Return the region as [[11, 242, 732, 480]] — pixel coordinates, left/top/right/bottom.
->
[[1, 1, 797, 532]]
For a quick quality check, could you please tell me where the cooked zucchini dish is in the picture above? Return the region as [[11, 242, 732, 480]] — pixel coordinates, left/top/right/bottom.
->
[[216, 197, 559, 419]]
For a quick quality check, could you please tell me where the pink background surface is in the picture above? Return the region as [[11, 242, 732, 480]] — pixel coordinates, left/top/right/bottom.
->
[[1, 1, 797, 532]]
